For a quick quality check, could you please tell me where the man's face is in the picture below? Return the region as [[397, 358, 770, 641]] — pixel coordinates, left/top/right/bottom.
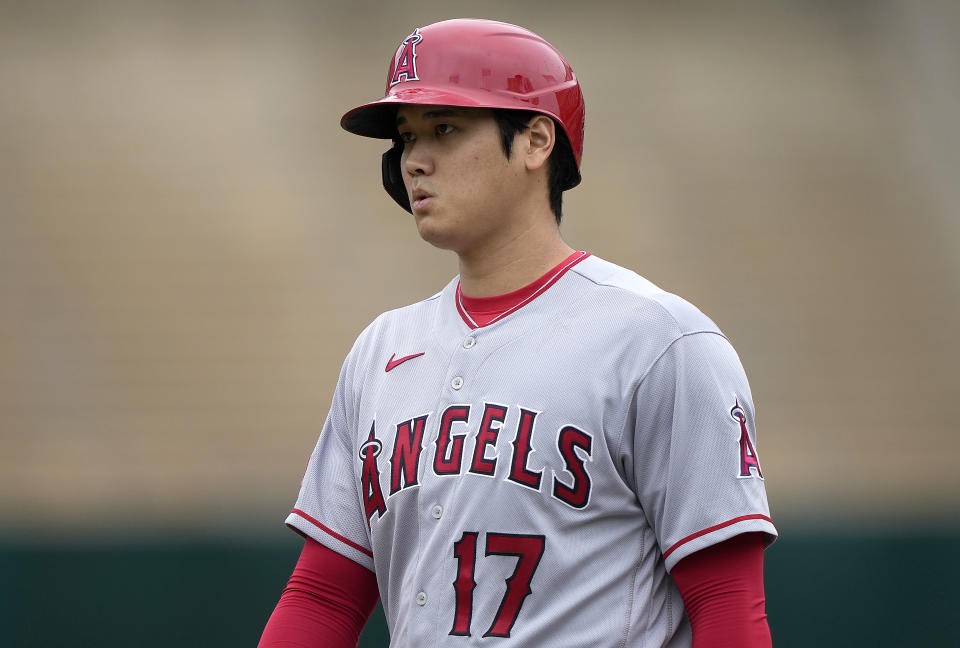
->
[[395, 105, 528, 254]]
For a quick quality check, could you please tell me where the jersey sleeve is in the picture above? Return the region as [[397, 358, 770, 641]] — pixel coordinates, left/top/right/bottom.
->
[[627, 331, 777, 572], [285, 349, 375, 572]]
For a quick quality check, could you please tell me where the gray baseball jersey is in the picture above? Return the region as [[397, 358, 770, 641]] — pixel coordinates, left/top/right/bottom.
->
[[287, 253, 775, 647]]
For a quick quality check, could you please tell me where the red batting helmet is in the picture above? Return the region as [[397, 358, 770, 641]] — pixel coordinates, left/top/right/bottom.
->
[[340, 18, 585, 212]]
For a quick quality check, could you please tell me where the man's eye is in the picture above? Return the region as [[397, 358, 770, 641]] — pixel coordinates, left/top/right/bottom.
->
[[436, 124, 455, 136], [399, 132, 415, 143]]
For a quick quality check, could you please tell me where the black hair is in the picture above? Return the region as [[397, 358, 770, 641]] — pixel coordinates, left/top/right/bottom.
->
[[489, 109, 577, 224]]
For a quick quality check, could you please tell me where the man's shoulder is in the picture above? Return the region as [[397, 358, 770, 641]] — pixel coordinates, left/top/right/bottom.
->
[[373, 278, 452, 326], [379, 288, 445, 321], [571, 255, 723, 337], [350, 278, 454, 346], [336, 281, 452, 379]]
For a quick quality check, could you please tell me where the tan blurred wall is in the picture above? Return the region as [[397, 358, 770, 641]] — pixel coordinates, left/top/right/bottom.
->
[[2, 0, 958, 534]]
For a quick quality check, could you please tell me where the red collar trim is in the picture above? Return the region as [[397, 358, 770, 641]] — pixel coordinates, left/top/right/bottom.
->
[[455, 251, 590, 329]]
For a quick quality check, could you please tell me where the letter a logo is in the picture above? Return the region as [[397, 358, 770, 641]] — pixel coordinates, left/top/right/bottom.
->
[[359, 422, 387, 527], [730, 399, 763, 479], [391, 28, 423, 86]]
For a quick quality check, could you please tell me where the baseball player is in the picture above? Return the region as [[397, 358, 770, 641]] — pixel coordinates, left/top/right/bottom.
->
[[260, 18, 776, 648]]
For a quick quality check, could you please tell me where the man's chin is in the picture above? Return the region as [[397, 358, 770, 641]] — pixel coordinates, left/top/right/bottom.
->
[[415, 222, 459, 251], [418, 219, 479, 255]]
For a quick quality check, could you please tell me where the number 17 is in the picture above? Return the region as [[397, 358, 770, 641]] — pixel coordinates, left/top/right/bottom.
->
[[451, 531, 546, 638]]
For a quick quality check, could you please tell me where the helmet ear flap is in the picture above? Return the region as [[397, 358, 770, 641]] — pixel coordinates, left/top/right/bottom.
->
[[382, 141, 411, 213]]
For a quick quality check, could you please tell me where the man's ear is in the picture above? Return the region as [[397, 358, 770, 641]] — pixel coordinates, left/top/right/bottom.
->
[[523, 115, 556, 172]]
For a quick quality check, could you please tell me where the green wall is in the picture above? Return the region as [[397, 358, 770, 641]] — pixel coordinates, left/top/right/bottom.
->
[[2, 527, 956, 647]]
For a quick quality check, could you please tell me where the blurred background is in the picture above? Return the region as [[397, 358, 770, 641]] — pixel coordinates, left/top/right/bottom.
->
[[1, 0, 958, 645]]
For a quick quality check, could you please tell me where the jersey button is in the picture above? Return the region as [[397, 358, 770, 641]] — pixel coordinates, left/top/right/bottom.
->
[[431, 505, 443, 519], [463, 336, 476, 349], [416, 591, 428, 606], [451, 376, 464, 390]]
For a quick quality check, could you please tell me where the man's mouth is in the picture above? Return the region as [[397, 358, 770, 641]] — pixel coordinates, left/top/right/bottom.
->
[[412, 188, 433, 210]]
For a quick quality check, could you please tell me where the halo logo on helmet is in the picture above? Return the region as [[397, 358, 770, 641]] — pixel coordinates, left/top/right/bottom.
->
[[390, 28, 423, 86]]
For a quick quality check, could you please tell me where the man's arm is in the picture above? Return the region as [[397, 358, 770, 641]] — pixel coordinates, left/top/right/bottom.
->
[[671, 532, 772, 648], [258, 537, 379, 648]]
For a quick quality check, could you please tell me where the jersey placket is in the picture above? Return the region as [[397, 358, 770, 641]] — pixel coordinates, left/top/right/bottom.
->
[[408, 323, 484, 641], [407, 296, 531, 643]]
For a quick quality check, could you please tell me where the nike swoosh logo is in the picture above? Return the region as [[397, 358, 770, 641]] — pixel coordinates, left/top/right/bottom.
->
[[385, 352, 425, 372]]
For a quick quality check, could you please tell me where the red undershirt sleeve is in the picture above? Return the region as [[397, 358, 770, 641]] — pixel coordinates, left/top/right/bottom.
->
[[258, 537, 380, 648], [670, 532, 772, 648]]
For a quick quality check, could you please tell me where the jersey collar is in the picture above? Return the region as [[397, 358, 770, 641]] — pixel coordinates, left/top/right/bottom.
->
[[455, 251, 590, 329]]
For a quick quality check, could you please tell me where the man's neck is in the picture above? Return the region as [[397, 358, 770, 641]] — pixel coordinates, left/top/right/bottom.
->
[[457, 225, 575, 298]]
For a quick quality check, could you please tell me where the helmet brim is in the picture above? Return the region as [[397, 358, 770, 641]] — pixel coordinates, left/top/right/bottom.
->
[[341, 85, 540, 139]]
